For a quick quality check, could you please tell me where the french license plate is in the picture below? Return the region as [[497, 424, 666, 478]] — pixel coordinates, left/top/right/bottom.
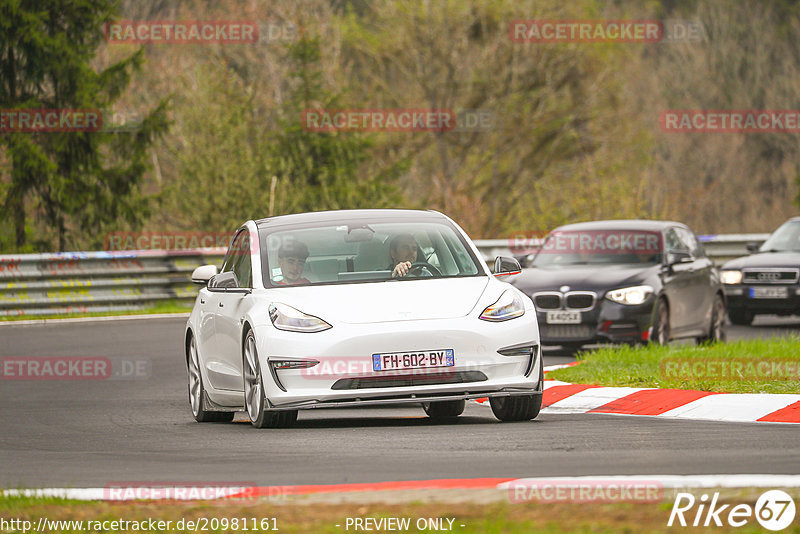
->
[[372, 349, 455, 372], [546, 310, 582, 324], [749, 286, 788, 299]]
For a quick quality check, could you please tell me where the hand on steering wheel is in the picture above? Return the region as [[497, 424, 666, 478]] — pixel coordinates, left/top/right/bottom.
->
[[406, 261, 442, 277]]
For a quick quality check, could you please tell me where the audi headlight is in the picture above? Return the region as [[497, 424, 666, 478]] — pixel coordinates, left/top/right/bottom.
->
[[605, 285, 654, 306], [269, 303, 331, 333], [721, 270, 743, 285], [480, 290, 525, 322]]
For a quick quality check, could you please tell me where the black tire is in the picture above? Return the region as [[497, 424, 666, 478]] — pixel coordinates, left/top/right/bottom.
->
[[490, 352, 543, 422], [728, 309, 754, 326], [422, 399, 465, 419], [650, 298, 670, 345], [187, 336, 235, 423], [697, 294, 726, 344], [490, 394, 542, 422], [243, 330, 298, 429]]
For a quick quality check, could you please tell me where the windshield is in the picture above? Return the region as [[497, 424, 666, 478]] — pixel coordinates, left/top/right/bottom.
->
[[760, 221, 800, 252], [531, 229, 663, 266], [259, 219, 483, 287]]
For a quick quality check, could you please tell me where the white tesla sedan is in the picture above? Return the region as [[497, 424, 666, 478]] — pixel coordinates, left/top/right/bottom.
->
[[184, 209, 542, 427]]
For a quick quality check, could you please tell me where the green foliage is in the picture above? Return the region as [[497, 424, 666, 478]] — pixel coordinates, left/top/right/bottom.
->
[[0, 0, 168, 252]]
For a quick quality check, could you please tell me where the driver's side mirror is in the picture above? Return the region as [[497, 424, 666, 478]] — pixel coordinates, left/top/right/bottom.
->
[[745, 242, 760, 254], [191, 264, 218, 285], [493, 256, 522, 278]]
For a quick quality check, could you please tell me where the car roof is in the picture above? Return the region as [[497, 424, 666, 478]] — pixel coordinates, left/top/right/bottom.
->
[[551, 219, 687, 233], [253, 209, 447, 229]]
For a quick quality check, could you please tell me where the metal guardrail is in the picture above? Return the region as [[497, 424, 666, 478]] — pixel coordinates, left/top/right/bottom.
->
[[0, 234, 770, 317]]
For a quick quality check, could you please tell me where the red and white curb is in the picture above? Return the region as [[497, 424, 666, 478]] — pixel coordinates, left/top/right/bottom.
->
[[4, 475, 800, 501], [476, 363, 800, 424]]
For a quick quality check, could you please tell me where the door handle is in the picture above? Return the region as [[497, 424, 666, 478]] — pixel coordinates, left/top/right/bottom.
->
[[219, 302, 224, 308], [200, 298, 206, 304]]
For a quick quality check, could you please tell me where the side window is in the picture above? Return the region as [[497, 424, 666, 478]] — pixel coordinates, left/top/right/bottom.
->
[[232, 233, 252, 288], [675, 227, 700, 258], [222, 230, 252, 287], [665, 228, 689, 254]]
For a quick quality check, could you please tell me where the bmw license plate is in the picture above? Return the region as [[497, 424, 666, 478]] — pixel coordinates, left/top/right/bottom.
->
[[372, 349, 455, 371], [546, 310, 582, 324], [749, 286, 788, 299]]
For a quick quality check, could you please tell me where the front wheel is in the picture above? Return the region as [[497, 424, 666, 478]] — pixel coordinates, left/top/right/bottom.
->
[[650, 298, 670, 345], [697, 294, 726, 344], [422, 399, 465, 420], [243, 330, 297, 429], [188, 336, 234, 423], [490, 395, 542, 422]]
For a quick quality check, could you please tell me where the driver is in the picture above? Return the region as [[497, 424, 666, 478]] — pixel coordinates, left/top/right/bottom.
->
[[388, 233, 420, 278]]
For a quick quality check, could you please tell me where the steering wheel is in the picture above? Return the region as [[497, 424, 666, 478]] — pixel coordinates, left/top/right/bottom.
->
[[406, 261, 442, 277]]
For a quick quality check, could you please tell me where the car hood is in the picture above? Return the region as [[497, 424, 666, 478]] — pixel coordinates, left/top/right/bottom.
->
[[512, 264, 658, 294], [264, 277, 490, 324], [722, 252, 800, 270]]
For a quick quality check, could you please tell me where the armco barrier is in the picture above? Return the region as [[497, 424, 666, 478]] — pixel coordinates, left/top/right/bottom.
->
[[0, 235, 769, 317]]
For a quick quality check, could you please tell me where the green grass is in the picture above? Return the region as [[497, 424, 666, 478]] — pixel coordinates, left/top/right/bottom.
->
[[0, 299, 193, 322], [548, 337, 800, 394], [2, 493, 796, 533]]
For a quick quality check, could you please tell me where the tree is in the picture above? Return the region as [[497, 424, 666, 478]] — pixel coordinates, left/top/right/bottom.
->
[[0, 0, 168, 251]]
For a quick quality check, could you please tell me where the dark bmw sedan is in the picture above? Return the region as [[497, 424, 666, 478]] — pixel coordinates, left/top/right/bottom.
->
[[511, 220, 726, 349], [720, 217, 800, 325]]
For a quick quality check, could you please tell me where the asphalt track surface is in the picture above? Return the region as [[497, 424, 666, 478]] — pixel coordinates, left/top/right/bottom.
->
[[1, 316, 798, 488]]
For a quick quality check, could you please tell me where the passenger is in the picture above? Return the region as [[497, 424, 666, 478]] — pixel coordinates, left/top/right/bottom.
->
[[277, 240, 311, 285]]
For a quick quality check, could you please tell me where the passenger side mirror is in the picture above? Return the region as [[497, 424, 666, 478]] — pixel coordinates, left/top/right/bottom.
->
[[665, 251, 693, 266], [493, 256, 522, 278], [191, 264, 218, 285], [745, 242, 760, 254], [208, 271, 239, 291]]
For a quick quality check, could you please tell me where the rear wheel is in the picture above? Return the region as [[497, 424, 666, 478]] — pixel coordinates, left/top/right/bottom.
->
[[650, 298, 670, 345], [697, 294, 726, 344], [728, 309, 754, 325], [422, 400, 465, 420], [243, 329, 298, 429], [187, 336, 234, 423]]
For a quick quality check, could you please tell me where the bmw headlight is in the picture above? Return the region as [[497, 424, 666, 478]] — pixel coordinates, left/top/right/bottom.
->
[[480, 290, 525, 322], [605, 285, 654, 306], [269, 303, 332, 333], [721, 270, 743, 285]]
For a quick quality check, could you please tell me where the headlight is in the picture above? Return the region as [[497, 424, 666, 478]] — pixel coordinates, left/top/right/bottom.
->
[[269, 303, 331, 333], [480, 290, 525, 322], [605, 285, 654, 306], [721, 270, 743, 285]]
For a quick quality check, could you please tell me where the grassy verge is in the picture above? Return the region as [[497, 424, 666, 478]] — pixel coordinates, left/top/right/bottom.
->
[[2, 492, 796, 533], [548, 337, 800, 394], [0, 300, 193, 322]]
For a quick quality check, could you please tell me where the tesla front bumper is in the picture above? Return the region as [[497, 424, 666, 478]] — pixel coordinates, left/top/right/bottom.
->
[[255, 315, 541, 409]]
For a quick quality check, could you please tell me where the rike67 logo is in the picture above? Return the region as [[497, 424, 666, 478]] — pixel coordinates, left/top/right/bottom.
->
[[668, 490, 796, 530]]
